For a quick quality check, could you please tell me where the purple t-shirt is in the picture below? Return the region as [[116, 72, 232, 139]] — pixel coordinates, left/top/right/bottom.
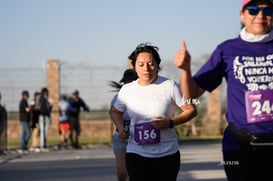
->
[[194, 37, 273, 151]]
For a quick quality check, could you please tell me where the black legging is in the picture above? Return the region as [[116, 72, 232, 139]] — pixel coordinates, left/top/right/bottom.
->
[[126, 151, 180, 181], [223, 147, 273, 181]]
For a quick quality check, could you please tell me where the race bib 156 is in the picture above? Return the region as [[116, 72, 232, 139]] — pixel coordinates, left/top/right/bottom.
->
[[134, 122, 160, 145]]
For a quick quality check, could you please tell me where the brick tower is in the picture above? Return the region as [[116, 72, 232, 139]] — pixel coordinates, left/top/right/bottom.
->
[[47, 60, 60, 137]]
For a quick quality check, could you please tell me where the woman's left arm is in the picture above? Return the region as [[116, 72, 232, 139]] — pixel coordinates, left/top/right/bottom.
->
[[151, 104, 197, 130], [173, 103, 197, 126]]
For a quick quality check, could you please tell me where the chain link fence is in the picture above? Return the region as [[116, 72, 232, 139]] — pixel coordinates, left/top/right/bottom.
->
[[0, 61, 180, 112], [1, 60, 227, 142]]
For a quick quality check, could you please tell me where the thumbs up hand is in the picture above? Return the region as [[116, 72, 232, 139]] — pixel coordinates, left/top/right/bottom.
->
[[174, 40, 191, 70]]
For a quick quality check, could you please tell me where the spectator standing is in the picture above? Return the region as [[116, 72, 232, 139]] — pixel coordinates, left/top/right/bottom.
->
[[39, 87, 51, 150], [0, 92, 7, 154], [19, 90, 31, 151], [109, 69, 138, 181], [68, 90, 90, 149], [29, 91, 41, 152], [58, 94, 76, 149]]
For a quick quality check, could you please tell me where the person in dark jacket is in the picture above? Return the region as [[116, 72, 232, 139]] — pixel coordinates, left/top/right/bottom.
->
[[0, 92, 7, 154], [30, 91, 41, 152], [19, 90, 31, 151], [68, 90, 90, 148], [39, 87, 52, 150]]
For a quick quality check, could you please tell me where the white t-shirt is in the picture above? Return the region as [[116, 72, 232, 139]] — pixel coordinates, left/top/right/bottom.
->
[[59, 100, 69, 122], [114, 76, 184, 158]]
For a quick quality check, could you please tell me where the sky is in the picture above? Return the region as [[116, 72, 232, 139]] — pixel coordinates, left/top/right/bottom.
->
[[0, 0, 242, 69]]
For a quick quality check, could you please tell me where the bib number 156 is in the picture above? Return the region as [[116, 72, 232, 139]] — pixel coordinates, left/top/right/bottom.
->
[[138, 129, 157, 140], [134, 122, 160, 145]]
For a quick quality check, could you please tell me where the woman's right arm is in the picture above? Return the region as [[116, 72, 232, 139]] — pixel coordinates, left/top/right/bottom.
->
[[180, 69, 205, 99], [174, 40, 205, 99], [110, 107, 129, 140]]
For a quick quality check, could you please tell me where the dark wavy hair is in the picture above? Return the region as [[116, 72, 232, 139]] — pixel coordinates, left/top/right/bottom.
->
[[128, 42, 161, 71], [109, 69, 138, 92], [108, 81, 123, 92]]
